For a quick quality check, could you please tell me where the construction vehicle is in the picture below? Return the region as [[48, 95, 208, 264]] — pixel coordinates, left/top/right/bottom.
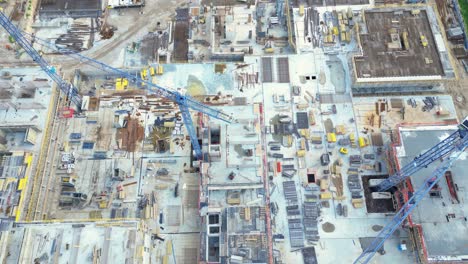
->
[[354, 118, 468, 263], [420, 35, 428, 47], [339, 147, 348, 154], [0, 11, 234, 159]]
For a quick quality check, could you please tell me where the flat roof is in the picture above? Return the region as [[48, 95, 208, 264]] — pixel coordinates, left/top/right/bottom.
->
[[354, 9, 444, 79], [39, 0, 100, 11], [398, 127, 468, 259], [4, 222, 138, 264], [324, 0, 369, 5]]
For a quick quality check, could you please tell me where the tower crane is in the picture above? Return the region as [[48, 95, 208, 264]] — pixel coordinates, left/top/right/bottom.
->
[[0, 13, 82, 107], [354, 118, 468, 263], [0, 11, 234, 159]]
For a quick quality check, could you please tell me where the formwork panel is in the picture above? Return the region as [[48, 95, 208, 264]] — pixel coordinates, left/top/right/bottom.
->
[[276, 57, 290, 83], [262, 57, 273, 83]]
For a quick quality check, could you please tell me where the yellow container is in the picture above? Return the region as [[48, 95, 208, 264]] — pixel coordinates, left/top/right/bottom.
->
[[140, 69, 148, 80], [164, 121, 175, 128], [299, 138, 306, 150], [358, 137, 368, 148], [166, 240, 173, 255], [115, 78, 128, 91], [17, 178, 27, 190], [157, 65, 164, 75], [327, 133, 336, 143], [320, 178, 329, 190], [332, 27, 339, 35], [320, 192, 332, 200], [297, 150, 306, 157]]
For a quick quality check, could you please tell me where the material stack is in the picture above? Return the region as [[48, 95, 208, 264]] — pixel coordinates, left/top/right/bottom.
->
[[303, 202, 320, 243], [349, 155, 362, 166], [283, 181, 304, 247]]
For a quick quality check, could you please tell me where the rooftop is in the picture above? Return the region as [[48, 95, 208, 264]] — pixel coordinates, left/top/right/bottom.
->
[[398, 126, 468, 261], [354, 8, 447, 81], [38, 0, 102, 19], [2, 221, 139, 264], [39, 0, 101, 12]]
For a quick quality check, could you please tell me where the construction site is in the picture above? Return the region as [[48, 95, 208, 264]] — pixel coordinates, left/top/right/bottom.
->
[[0, 0, 467, 264]]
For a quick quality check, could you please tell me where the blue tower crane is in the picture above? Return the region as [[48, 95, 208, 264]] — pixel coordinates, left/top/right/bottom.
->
[[354, 118, 468, 264], [375, 121, 467, 192], [0, 11, 234, 159], [0, 13, 82, 108]]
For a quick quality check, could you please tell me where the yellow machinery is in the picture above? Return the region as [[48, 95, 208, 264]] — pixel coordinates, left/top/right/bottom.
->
[[320, 192, 332, 200], [140, 69, 148, 80], [402, 31, 409, 50], [358, 137, 369, 148], [156, 65, 164, 75], [149, 67, 155, 76], [99, 200, 108, 209], [115, 78, 128, 91], [352, 198, 364, 208], [299, 138, 306, 150], [349, 133, 357, 148], [339, 147, 348, 154], [327, 133, 336, 143], [420, 35, 428, 47], [335, 125, 346, 135], [297, 150, 306, 157], [299, 5, 305, 16]]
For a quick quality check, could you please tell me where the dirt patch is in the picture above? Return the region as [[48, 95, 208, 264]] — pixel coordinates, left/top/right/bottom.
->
[[322, 222, 335, 233]]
